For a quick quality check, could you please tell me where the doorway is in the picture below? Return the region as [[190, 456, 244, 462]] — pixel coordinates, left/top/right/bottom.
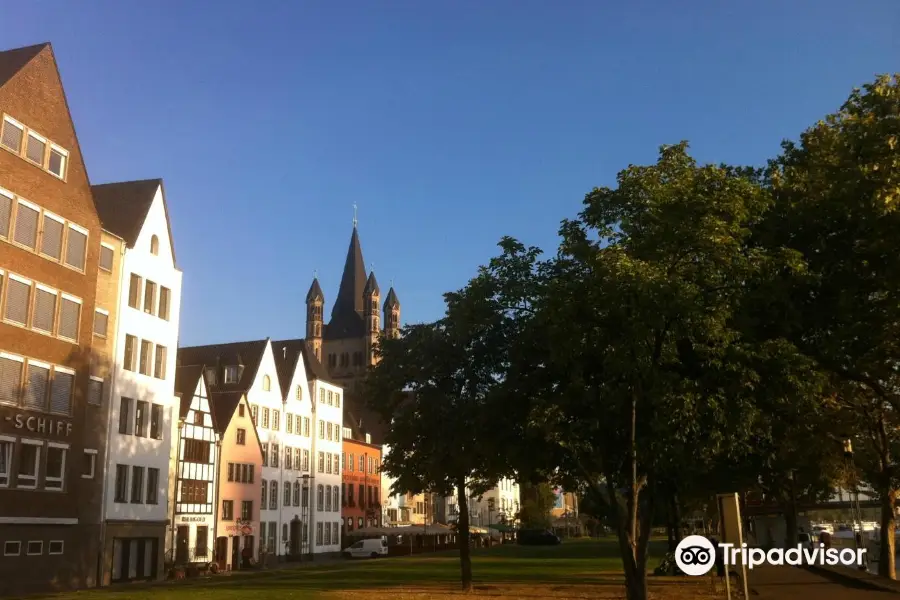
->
[[215, 537, 228, 571], [230, 536, 240, 570], [175, 526, 190, 564]]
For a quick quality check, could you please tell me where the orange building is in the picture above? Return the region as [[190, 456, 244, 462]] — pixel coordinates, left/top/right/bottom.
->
[[340, 431, 381, 543]]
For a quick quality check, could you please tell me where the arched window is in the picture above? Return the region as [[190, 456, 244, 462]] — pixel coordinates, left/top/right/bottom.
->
[[317, 484, 324, 512], [332, 486, 339, 512], [357, 517, 363, 528], [261, 479, 267, 509], [263, 375, 271, 391], [270, 480, 278, 510], [325, 485, 332, 512], [293, 481, 300, 506], [150, 234, 159, 255]]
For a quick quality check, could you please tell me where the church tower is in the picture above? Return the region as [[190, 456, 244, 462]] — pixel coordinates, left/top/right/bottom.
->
[[364, 271, 380, 365], [305, 276, 324, 361], [383, 286, 401, 339]]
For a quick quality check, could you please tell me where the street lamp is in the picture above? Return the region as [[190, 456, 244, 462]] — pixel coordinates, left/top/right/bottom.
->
[[300, 473, 313, 562], [843, 438, 867, 572]]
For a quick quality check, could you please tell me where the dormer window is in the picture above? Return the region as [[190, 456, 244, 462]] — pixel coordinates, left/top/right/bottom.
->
[[224, 366, 239, 384], [206, 368, 217, 386], [365, 434, 371, 444], [150, 235, 159, 255]]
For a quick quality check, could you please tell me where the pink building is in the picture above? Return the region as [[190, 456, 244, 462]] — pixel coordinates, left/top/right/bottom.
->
[[210, 389, 262, 571]]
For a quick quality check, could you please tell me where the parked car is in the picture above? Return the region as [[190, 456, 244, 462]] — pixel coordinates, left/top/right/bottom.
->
[[343, 537, 388, 559], [517, 529, 561, 546]]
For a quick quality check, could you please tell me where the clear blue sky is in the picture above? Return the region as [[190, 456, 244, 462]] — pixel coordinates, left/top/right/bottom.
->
[[6, 1, 898, 346]]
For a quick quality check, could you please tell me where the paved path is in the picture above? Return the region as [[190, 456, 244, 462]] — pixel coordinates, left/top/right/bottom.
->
[[750, 565, 899, 599]]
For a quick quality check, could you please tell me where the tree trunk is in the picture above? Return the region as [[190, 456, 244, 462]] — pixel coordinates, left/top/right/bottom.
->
[[670, 492, 682, 551], [456, 480, 473, 591], [878, 485, 895, 579], [783, 500, 798, 550]]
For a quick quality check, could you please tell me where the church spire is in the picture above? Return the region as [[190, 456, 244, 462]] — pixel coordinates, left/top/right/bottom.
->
[[331, 221, 367, 322]]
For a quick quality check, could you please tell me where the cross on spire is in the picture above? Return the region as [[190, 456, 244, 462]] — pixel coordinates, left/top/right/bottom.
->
[[352, 202, 358, 228], [313, 269, 318, 279]]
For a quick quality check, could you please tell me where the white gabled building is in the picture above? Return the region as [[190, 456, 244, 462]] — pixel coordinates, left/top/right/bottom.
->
[[92, 179, 183, 584]]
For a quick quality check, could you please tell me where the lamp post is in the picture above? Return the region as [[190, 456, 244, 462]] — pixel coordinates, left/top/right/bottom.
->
[[300, 473, 313, 562], [843, 438, 867, 571]]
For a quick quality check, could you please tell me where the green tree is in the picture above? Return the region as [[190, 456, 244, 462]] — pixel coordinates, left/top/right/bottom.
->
[[757, 74, 900, 577], [365, 280, 515, 591], [517, 483, 556, 529]]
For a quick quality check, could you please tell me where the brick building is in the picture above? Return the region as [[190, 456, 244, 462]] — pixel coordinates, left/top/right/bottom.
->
[[0, 43, 110, 595]]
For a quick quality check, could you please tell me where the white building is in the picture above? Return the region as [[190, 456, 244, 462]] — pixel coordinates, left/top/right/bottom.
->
[[92, 179, 183, 583], [442, 478, 521, 530]]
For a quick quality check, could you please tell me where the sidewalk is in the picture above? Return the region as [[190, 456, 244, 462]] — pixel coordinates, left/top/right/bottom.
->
[[750, 565, 898, 599]]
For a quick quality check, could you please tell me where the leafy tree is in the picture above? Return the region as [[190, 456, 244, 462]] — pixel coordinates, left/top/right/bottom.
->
[[365, 280, 515, 591], [517, 483, 556, 529], [757, 74, 900, 577]]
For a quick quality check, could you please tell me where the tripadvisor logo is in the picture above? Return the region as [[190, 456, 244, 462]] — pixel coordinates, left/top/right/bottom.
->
[[675, 534, 866, 575]]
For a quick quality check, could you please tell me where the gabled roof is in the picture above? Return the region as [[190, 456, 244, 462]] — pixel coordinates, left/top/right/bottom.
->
[[271, 338, 338, 389], [91, 178, 177, 265], [306, 277, 324, 303], [384, 287, 400, 309], [177, 339, 269, 393], [0, 43, 48, 89], [327, 226, 367, 339], [174, 365, 204, 419], [342, 389, 388, 446], [209, 391, 246, 436]]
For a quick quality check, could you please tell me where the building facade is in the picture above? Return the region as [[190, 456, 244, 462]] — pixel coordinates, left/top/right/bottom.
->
[[167, 366, 218, 567], [341, 433, 381, 541], [92, 179, 182, 584], [0, 43, 109, 596], [309, 362, 344, 555]]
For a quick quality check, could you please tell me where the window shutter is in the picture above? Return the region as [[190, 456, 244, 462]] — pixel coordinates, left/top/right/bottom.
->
[[40, 215, 64, 260], [22, 363, 50, 410], [0, 192, 12, 238], [25, 134, 45, 164], [64, 227, 87, 270], [58, 297, 80, 340], [49, 370, 73, 415], [1, 119, 23, 152], [99, 245, 114, 271], [93, 311, 108, 336], [13, 203, 38, 249], [0, 356, 23, 405], [32, 288, 57, 333], [5, 278, 30, 325], [87, 378, 103, 406]]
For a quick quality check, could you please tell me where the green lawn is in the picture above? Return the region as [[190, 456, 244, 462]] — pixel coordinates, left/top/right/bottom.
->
[[32, 538, 708, 600]]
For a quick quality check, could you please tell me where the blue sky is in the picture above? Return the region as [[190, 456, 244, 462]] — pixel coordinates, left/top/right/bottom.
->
[[6, 1, 898, 345]]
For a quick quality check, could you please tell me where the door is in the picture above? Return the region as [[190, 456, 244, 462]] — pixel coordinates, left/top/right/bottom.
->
[[290, 519, 301, 555], [215, 537, 228, 570], [175, 526, 190, 564], [231, 536, 240, 570]]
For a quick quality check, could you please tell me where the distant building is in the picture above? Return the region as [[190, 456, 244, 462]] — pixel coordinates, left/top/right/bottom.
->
[[341, 427, 382, 541]]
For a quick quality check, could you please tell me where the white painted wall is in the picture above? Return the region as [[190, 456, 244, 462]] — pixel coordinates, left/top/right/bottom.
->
[[105, 185, 183, 522], [309, 377, 343, 553]]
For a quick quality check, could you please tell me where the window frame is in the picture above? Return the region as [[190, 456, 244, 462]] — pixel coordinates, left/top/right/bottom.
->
[[63, 223, 89, 272], [24, 130, 47, 166], [44, 442, 68, 491], [99, 242, 115, 272], [48, 540, 64, 555], [57, 292, 82, 342], [3, 541, 20, 557], [0, 434, 14, 487], [4, 272, 32, 327], [38, 210, 65, 261], [17, 439, 42, 489], [26, 540, 43, 556], [82, 448, 97, 479], [1, 115, 24, 153], [93, 308, 109, 338]]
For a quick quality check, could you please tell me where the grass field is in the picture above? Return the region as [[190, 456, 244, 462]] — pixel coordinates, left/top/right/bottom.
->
[[32, 538, 723, 600]]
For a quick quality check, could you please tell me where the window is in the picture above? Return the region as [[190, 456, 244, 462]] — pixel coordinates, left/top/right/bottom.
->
[[224, 365, 238, 383], [238, 404, 245, 418], [316, 522, 323, 546], [332, 454, 339, 474], [0, 439, 11, 486], [58, 295, 80, 340], [146, 468, 159, 504], [319, 388, 325, 404], [139, 340, 152, 375], [283, 481, 291, 506], [150, 404, 163, 440], [293, 481, 300, 506], [286, 413, 293, 434], [251, 404, 258, 423], [317, 451, 324, 473], [3, 541, 20, 556], [241, 500, 252, 521], [26, 541, 43, 556], [324, 521, 331, 545], [25, 131, 45, 164], [48, 145, 67, 178], [359, 484, 365, 508], [261, 479, 267, 508], [268, 480, 277, 510], [144, 280, 157, 315], [49, 368, 73, 415], [236, 428, 246, 445], [93, 309, 109, 337], [296, 385, 302, 400], [114, 464, 128, 502], [5, 275, 30, 324], [293, 448, 301, 470], [284, 447, 292, 470], [317, 485, 324, 512], [349, 453, 354, 472], [1, 116, 23, 152], [263, 375, 271, 391], [99, 244, 114, 271], [183, 439, 211, 463], [326, 422, 332, 441], [150, 235, 159, 255], [88, 377, 103, 406], [332, 486, 339, 512], [194, 410, 203, 425], [318, 420, 324, 439], [13, 201, 38, 249], [302, 449, 309, 472], [261, 443, 268, 467], [40, 213, 64, 260], [134, 400, 148, 437], [0, 189, 12, 238], [196, 527, 208, 557], [222, 500, 234, 520], [333, 522, 338, 545], [130, 466, 144, 503], [327, 391, 333, 406], [123, 335, 137, 371], [154, 345, 167, 379], [302, 484, 309, 508], [159, 286, 171, 320], [335, 393, 341, 408], [262, 408, 270, 428], [118, 397, 132, 434], [22, 362, 49, 411], [128, 274, 141, 309], [303, 417, 310, 437], [64, 225, 87, 271], [348, 484, 354, 506], [43, 444, 66, 490], [325, 485, 332, 511], [270, 444, 279, 468], [359, 455, 364, 472], [181, 479, 209, 503], [272, 409, 280, 431]]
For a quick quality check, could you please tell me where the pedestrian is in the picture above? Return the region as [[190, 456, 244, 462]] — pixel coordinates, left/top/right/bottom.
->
[[820, 530, 832, 550]]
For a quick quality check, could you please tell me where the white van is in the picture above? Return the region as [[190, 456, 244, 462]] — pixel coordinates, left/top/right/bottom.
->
[[343, 537, 388, 559]]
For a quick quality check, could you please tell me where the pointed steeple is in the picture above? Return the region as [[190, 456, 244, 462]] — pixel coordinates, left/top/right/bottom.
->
[[364, 271, 380, 296], [306, 277, 324, 303], [384, 287, 400, 308], [331, 225, 367, 321]]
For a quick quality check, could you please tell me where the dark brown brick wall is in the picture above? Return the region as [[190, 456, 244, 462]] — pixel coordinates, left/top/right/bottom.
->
[[0, 45, 107, 591]]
